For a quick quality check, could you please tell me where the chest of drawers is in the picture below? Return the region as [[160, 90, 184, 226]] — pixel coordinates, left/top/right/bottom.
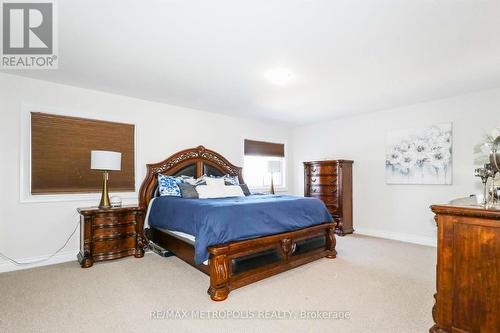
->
[[304, 160, 353, 236]]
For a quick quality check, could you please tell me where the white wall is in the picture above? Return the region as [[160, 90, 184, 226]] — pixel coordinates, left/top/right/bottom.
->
[[293, 88, 500, 246], [2, 72, 499, 273], [0, 73, 293, 272]]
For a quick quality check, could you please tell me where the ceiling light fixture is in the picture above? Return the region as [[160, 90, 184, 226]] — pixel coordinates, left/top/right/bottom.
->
[[263, 67, 295, 86]]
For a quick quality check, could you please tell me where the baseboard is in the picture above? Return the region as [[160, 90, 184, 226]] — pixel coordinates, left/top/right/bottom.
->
[[0, 250, 78, 274], [355, 228, 437, 247]]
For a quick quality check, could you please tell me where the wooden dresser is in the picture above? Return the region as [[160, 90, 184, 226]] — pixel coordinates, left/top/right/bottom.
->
[[430, 204, 499, 333], [304, 160, 353, 236], [77, 206, 145, 268]]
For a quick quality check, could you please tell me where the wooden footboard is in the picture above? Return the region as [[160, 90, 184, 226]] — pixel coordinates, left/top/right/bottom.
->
[[207, 223, 336, 301], [148, 223, 336, 301]]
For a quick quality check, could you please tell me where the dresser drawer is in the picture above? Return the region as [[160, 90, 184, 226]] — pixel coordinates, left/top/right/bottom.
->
[[307, 175, 338, 186], [92, 236, 136, 255], [93, 223, 136, 241], [92, 213, 137, 227], [327, 204, 339, 216], [309, 193, 338, 206], [307, 164, 337, 176], [309, 185, 337, 195]]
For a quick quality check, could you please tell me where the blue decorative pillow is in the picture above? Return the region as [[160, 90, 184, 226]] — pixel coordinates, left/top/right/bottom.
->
[[224, 174, 240, 185], [158, 174, 181, 197]]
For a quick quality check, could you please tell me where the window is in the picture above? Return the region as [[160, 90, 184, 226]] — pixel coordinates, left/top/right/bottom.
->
[[30, 112, 135, 194], [243, 139, 285, 189]]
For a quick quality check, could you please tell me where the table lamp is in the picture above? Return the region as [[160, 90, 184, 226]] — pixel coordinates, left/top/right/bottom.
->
[[267, 160, 281, 195], [91, 150, 122, 209]]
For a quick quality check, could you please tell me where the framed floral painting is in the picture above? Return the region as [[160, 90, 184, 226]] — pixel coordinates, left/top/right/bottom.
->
[[386, 123, 452, 184]]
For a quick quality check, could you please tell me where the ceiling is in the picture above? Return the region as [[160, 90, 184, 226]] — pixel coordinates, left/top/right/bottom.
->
[[4, 0, 500, 125]]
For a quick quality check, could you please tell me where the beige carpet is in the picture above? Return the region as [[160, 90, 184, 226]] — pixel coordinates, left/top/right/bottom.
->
[[0, 235, 436, 333]]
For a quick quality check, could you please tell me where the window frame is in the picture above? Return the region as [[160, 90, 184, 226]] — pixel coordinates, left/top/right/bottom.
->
[[20, 104, 142, 203], [242, 138, 288, 193]]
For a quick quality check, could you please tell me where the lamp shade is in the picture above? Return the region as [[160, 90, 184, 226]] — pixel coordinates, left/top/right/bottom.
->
[[91, 150, 122, 171], [267, 160, 281, 173]]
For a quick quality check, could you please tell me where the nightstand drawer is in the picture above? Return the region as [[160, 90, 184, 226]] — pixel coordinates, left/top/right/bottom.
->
[[92, 213, 137, 227], [92, 236, 136, 254], [93, 223, 136, 241]]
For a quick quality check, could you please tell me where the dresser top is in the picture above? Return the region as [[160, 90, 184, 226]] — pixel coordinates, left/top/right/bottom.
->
[[77, 205, 143, 215], [303, 160, 353, 164], [431, 204, 500, 219]]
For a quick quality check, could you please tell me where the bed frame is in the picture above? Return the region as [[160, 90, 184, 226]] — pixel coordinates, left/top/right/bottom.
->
[[138, 145, 337, 301]]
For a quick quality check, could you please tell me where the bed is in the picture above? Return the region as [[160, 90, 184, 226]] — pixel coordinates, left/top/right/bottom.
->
[[138, 145, 337, 301]]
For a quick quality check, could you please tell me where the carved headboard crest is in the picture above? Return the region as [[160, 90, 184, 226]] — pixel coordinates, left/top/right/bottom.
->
[[138, 146, 244, 209]]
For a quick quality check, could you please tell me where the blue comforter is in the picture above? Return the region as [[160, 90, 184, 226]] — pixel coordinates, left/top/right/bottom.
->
[[147, 194, 333, 264]]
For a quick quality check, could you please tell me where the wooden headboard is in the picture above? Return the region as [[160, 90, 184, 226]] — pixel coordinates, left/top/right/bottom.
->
[[138, 145, 244, 209]]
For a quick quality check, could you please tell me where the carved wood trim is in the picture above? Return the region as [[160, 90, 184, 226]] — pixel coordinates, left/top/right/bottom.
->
[[139, 146, 243, 209], [208, 248, 230, 301], [280, 238, 295, 260], [326, 226, 337, 258], [429, 324, 449, 333]]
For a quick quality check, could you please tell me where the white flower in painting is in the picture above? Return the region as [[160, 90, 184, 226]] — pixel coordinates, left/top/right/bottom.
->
[[399, 151, 418, 172], [398, 140, 412, 153], [386, 146, 403, 166], [433, 131, 452, 151], [428, 148, 451, 170], [410, 139, 430, 162]]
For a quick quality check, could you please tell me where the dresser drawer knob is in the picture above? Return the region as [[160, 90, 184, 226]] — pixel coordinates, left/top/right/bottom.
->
[[311, 178, 317, 182], [312, 168, 317, 173]]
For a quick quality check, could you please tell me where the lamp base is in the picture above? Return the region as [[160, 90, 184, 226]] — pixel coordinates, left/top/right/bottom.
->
[[270, 175, 275, 195], [99, 170, 111, 209]]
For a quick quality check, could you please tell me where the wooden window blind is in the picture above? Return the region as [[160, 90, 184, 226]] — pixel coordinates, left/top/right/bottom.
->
[[31, 112, 135, 194], [244, 139, 285, 157]]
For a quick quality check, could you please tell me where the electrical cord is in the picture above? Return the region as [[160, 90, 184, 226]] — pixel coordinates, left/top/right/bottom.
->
[[0, 218, 80, 266]]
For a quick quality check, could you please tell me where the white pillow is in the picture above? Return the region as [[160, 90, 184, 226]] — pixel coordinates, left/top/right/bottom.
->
[[223, 185, 245, 198], [196, 185, 244, 199], [204, 177, 225, 187]]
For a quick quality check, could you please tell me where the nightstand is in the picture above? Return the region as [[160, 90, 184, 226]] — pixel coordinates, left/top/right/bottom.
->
[[77, 205, 145, 268]]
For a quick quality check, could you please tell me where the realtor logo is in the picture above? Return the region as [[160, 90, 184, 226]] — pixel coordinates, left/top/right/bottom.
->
[[1, 0, 58, 69]]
